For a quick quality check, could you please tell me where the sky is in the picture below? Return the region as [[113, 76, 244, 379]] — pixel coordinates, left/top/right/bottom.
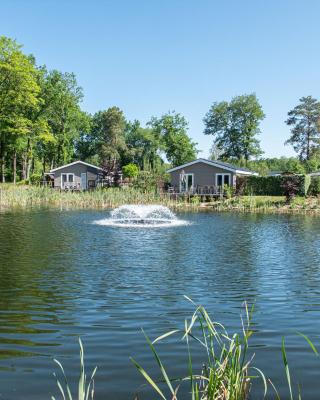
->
[[1, 0, 320, 158]]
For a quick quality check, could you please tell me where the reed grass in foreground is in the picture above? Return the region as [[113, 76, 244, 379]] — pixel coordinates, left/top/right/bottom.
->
[[51, 338, 97, 400], [131, 297, 265, 400], [51, 299, 319, 399]]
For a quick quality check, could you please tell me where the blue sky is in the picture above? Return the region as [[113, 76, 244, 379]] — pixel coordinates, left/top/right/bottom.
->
[[2, 0, 320, 158]]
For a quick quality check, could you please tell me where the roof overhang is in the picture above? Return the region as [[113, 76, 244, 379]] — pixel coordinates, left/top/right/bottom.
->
[[166, 158, 257, 175], [50, 160, 103, 173]]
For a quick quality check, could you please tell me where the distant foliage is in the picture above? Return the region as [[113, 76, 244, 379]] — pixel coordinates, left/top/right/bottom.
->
[[122, 163, 139, 179], [204, 94, 264, 163], [237, 175, 310, 197], [308, 176, 320, 196], [285, 96, 320, 161]]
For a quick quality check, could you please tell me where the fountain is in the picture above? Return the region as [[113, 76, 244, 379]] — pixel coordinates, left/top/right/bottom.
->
[[93, 205, 188, 228]]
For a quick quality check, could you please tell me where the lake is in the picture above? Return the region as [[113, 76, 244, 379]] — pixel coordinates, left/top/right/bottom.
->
[[0, 208, 320, 399]]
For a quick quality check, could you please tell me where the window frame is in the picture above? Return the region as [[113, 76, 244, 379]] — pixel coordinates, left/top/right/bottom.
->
[[61, 173, 75, 188], [215, 173, 231, 187], [179, 173, 194, 192]]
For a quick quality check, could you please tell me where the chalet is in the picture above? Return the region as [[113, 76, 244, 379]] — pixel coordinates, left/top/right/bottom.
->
[[48, 161, 104, 190], [167, 158, 257, 194]]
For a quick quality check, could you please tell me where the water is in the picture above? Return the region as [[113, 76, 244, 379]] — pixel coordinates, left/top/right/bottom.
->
[[0, 208, 320, 399]]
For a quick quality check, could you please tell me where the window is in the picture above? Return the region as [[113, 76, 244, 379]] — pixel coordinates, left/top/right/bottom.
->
[[180, 173, 194, 192], [216, 173, 231, 187], [61, 173, 75, 188]]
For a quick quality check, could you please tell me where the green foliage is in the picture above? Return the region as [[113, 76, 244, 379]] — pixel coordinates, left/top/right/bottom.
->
[[91, 106, 127, 166], [148, 111, 198, 167], [122, 163, 139, 179], [247, 156, 306, 176], [238, 175, 310, 196], [133, 171, 158, 192], [131, 298, 264, 400], [308, 176, 320, 196], [285, 96, 320, 161], [204, 94, 264, 163], [29, 173, 42, 185], [124, 120, 162, 170], [0, 36, 41, 182], [51, 337, 97, 400]]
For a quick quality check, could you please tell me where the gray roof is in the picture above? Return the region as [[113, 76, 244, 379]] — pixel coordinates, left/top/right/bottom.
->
[[166, 158, 257, 175]]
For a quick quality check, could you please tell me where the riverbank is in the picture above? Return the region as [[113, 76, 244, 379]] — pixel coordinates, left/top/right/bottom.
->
[[1, 184, 320, 214]]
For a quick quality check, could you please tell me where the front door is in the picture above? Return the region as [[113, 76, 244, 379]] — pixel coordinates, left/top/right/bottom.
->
[[81, 173, 87, 190], [180, 173, 194, 192]]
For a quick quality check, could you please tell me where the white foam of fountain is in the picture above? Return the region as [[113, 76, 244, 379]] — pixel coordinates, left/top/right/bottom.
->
[[93, 204, 189, 228]]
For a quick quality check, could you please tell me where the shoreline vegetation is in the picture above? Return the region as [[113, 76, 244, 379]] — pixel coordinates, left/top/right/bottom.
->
[[52, 299, 317, 400], [1, 184, 320, 214]]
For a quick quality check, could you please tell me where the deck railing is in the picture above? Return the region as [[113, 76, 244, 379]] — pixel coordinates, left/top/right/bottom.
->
[[166, 185, 225, 196]]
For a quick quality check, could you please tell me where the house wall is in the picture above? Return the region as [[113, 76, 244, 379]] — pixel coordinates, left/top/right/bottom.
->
[[54, 164, 100, 189], [169, 162, 236, 189]]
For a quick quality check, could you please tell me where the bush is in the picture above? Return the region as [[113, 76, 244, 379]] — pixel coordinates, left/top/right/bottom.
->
[[132, 171, 157, 192], [122, 163, 139, 179], [308, 176, 320, 196], [30, 173, 42, 185], [281, 176, 300, 203], [238, 174, 310, 197]]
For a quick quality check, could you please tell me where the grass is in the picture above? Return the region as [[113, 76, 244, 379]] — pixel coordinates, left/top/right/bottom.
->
[[1, 184, 320, 214], [51, 299, 320, 400], [131, 297, 265, 400], [204, 195, 320, 214], [51, 338, 97, 400]]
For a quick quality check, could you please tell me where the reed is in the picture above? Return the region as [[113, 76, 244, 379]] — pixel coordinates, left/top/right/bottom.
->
[[131, 297, 266, 400], [51, 338, 97, 400]]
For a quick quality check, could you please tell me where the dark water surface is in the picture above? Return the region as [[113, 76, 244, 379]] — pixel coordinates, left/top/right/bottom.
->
[[1, 208, 320, 399]]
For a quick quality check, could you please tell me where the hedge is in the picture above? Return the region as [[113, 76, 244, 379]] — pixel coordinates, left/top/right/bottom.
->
[[308, 176, 320, 196], [236, 174, 311, 196]]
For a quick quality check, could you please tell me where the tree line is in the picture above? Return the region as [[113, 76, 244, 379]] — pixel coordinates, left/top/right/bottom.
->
[[0, 36, 197, 183], [1, 35, 320, 184]]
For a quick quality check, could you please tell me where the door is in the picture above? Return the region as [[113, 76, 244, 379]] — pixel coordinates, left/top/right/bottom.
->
[[180, 173, 194, 192], [81, 173, 87, 190]]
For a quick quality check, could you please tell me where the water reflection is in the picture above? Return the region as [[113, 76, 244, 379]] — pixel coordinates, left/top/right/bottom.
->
[[0, 209, 320, 399]]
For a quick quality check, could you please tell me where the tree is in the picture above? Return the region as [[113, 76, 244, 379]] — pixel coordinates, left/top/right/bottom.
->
[[204, 94, 264, 164], [0, 36, 41, 182], [124, 120, 162, 170], [91, 107, 127, 176], [285, 96, 320, 161], [39, 70, 87, 169], [148, 111, 198, 167]]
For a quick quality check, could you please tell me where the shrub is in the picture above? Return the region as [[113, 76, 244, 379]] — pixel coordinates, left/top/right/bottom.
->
[[122, 163, 139, 179], [133, 171, 157, 192], [30, 173, 42, 185], [238, 174, 310, 197], [308, 176, 320, 196], [281, 176, 300, 203]]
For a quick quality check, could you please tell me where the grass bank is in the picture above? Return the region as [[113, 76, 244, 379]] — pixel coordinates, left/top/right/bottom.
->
[[1, 184, 320, 214], [200, 195, 320, 214]]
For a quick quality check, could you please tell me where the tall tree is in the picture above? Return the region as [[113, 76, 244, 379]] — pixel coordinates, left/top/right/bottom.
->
[[0, 36, 40, 182], [204, 94, 264, 164], [40, 70, 87, 169], [92, 107, 127, 170], [285, 96, 320, 161], [148, 111, 197, 167], [124, 120, 162, 170]]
